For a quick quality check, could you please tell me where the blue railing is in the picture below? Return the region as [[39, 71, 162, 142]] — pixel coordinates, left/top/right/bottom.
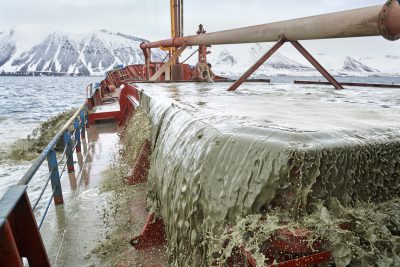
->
[[18, 102, 88, 228], [0, 101, 89, 266]]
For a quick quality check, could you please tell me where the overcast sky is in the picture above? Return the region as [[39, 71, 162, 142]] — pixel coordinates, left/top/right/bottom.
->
[[1, 0, 399, 60]]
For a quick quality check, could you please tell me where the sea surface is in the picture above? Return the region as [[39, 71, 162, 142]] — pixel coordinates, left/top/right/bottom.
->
[[0, 75, 399, 203], [0, 76, 100, 203]]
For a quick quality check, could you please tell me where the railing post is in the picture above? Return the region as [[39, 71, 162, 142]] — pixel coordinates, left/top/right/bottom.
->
[[0, 186, 51, 266], [47, 150, 63, 205], [63, 131, 75, 173], [79, 110, 86, 139], [0, 220, 23, 266], [74, 118, 81, 153]]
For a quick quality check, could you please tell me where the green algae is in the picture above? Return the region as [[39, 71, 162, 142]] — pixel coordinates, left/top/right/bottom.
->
[[7, 108, 77, 161], [140, 90, 400, 266], [90, 108, 156, 267], [208, 198, 400, 267]]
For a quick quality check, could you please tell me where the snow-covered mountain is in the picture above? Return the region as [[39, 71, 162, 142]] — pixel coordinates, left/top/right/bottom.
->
[[0, 27, 398, 77], [197, 43, 400, 77], [205, 44, 313, 77], [310, 53, 390, 76], [0, 28, 165, 76]]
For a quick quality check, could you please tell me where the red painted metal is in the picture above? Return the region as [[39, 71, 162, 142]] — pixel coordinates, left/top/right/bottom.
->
[[228, 39, 286, 91], [119, 84, 140, 114], [0, 187, 50, 267], [266, 228, 323, 254], [290, 41, 343, 90], [271, 251, 332, 267], [88, 111, 121, 125], [295, 80, 400, 89], [126, 141, 151, 185], [225, 226, 332, 266], [130, 213, 167, 250], [119, 103, 135, 127], [67, 165, 75, 172], [379, 0, 400, 41], [0, 220, 23, 267], [226, 246, 257, 267], [13, 193, 50, 267]]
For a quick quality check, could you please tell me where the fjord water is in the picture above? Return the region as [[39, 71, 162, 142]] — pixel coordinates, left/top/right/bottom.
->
[[0, 76, 99, 201]]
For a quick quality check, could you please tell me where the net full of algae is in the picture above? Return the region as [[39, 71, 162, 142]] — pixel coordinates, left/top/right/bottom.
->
[[139, 89, 400, 266], [92, 87, 399, 266]]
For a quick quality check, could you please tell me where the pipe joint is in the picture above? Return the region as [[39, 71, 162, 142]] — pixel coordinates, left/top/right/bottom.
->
[[379, 0, 400, 40]]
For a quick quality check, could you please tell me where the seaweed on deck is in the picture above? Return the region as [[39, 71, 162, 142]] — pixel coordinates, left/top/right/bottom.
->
[[7, 108, 77, 161], [91, 108, 168, 266]]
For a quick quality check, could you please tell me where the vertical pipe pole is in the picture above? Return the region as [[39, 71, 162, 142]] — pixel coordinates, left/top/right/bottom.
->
[[63, 131, 74, 173], [79, 110, 86, 139], [85, 106, 89, 129], [228, 39, 286, 91], [0, 220, 23, 267], [180, 0, 183, 37], [290, 41, 343, 90], [74, 118, 81, 153], [47, 150, 63, 205]]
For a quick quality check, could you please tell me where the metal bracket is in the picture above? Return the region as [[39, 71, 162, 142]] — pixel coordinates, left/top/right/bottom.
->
[[228, 39, 343, 91], [130, 213, 167, 250], [290, 41, 343, 90], [228, 39, 286, 91], [149, 44, 188, 82]]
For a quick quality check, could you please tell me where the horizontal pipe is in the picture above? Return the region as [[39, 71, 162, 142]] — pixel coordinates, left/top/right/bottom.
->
[[141, 0, 400, 49]]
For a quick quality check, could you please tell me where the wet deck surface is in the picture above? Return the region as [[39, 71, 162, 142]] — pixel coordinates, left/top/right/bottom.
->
[[37, 121, 145, 266], [39, 121, 168, 266], [90, 90, 121, 114], [39, 122, 119, 266]]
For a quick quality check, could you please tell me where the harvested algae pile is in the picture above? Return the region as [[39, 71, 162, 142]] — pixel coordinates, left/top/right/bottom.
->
[[208, 199, 400, 266], [137, 83, 400, 266], [91, 108, 166, 267], [7, 108, 77, 161]]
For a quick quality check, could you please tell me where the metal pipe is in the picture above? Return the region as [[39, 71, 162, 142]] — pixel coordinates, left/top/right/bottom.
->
[[141, 0, 400, 49]]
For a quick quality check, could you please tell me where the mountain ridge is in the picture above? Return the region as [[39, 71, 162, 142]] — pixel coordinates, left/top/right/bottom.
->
[[0, 28, 165, 76], [1, 27, 399, 77]]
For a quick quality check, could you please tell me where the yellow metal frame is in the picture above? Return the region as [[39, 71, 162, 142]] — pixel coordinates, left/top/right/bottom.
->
[[170, 0, 176, 39]]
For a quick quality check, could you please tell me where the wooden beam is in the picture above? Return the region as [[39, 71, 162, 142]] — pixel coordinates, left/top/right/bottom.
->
[[149, 44, 187, 82]]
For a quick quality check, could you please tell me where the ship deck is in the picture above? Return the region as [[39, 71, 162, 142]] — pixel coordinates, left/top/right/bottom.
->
[[39, 82, 400, 265], [39, 121, 166, 266]]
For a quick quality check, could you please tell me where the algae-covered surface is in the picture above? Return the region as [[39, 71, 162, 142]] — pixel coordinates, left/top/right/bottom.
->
[[7, 108, 77, 161], [91, 108, 168, 266], [208, 199, 400, 266], [135, 82, 400, 266]]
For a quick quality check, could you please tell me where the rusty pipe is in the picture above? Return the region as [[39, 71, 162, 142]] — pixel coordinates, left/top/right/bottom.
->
[[141, 0, 400, 50]]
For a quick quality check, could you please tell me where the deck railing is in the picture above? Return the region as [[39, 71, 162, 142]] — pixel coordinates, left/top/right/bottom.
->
[[0, 102, 89, 267]]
